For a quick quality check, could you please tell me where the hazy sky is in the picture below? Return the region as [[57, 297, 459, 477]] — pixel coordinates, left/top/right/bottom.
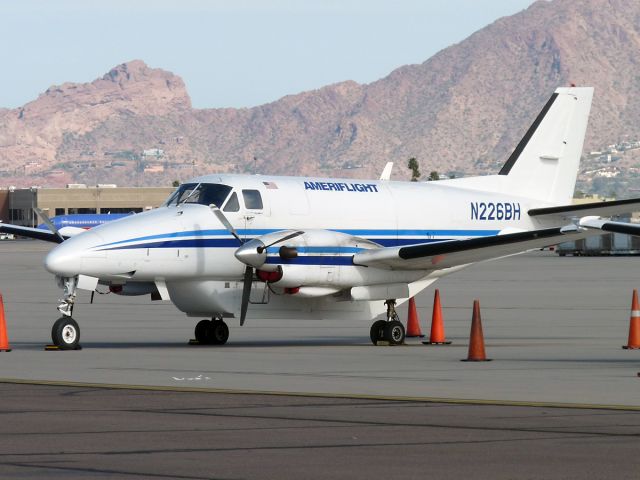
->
[[0, 0, 534, 109]]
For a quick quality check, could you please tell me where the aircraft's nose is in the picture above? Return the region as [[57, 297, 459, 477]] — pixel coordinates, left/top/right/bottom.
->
[[45, 231, 102, 277]]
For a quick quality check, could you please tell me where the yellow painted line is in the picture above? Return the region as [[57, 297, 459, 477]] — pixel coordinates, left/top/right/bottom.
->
[[1, 377, 640, 411]]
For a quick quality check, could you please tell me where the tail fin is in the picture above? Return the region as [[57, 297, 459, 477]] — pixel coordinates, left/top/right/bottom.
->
[[498, 87, 593, 204]]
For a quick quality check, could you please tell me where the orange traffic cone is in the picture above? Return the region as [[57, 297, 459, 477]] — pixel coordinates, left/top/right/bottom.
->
[[0, 293, 11, 352], [422, 289, 451, 345], [405, 297, 424, 338], [623, 289, 640, 349], [462, 300, 490, 361]]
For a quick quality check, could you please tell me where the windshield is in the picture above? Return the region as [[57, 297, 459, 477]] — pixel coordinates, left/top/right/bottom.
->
[[163, 183, 233, 207]]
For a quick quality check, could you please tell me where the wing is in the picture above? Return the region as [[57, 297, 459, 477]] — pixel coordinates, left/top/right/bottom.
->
[[0, 223, 67, 243], [529, 197, 640, 219], [353, 226, 603, 271]]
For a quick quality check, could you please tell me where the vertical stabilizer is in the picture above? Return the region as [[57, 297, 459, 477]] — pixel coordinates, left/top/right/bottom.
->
[[499, 87, 593, 204]]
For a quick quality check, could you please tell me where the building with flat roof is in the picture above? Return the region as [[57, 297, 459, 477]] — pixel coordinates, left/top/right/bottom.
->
[[0, 186, 175, 227]]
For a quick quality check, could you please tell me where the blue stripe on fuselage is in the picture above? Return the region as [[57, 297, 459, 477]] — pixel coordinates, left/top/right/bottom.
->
[[96, 229, 281, 248], [95, 228, 500, 250], [96, 236, 465, 251], [104, 238, 243, 250]]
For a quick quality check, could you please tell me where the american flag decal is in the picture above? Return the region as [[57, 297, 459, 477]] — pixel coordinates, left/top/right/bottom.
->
[[263, 181, 278, 189]]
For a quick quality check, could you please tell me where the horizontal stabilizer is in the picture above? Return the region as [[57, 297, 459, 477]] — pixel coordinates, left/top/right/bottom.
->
[[529, 197, 640, 218], [579, 217, 640, 236]]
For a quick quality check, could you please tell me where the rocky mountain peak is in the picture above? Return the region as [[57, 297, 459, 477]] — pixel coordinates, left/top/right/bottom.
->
[[2, 0, 640, 193]]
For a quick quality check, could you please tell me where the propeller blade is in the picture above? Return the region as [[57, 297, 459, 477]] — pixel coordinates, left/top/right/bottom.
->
[[240, 266, 253, 326], [258, 230, 305, 253], [209, 204, 243, 244], [33, 207, 65, 242]]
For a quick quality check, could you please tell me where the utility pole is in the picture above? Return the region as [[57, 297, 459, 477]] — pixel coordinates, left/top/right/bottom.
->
[[30, 186, 37, 227], [8, 186, 14, 224]]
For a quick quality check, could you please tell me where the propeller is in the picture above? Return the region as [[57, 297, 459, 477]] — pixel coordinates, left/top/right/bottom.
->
[[209, 204, 303, 326], [235, 230, 304, 326], [33, 207, 65, 243], [208, 203, 250, 324], [257, 231, 304, 254], [209, 204, 243, 244], [239, 266, 253, 326]]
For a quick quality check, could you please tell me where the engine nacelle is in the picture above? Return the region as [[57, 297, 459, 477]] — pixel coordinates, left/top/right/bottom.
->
[[240, 229, 417, 292], [256, 229, 374, 288], [236, 229, 428, 296]]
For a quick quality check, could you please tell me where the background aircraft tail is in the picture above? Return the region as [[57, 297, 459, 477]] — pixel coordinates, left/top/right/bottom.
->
[[440, 87, 593, 206]]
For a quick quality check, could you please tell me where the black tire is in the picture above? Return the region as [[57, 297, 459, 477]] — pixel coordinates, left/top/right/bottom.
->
[[51, 317, 80, 350], [383, 320, 405, 345], [370, 320, 387, 345], [209, 320, 229, 345], [195, 320, 211, 344]]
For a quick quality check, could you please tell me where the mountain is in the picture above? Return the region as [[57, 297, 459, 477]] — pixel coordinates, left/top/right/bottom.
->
[[2, 0, 640, 192]]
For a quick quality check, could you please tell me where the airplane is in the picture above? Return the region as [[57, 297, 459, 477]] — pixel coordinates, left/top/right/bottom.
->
[[40, 213, 132, 230], [6, 213, 132, 242], [3, 86, 640, 350]]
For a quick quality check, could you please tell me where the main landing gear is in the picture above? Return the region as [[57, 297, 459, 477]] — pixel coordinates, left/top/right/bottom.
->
[[51, 276, 81, 350], [370, 299, 406, 346], [194, 317, 230, 345]]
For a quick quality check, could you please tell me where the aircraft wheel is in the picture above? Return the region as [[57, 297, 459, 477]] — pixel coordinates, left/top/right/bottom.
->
[[383, 320, 405, 345], [195, 320, 211, 344], [51, 317, 80, 350], [209, 320, 229, 345], [370, 320, 387, 345]]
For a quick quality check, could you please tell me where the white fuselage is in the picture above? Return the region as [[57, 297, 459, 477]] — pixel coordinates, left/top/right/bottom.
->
[[44, 174, 556, 321]]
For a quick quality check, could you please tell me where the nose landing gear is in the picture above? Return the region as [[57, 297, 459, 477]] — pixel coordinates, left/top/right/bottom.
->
[[369, 299, 406, 346], [56, 276, 78, 317], [50, 276, 81, 350]]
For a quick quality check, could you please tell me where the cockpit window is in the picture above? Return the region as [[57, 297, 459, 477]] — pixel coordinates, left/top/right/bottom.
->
[[163, 183, 233, 207], [223, 192, 240, 212], [242, 189, 263, 210]]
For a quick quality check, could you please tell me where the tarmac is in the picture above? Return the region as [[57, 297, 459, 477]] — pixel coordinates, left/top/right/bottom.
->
[[1, 240, 640, 407], [1, 240, 640, 478], [1, 382, 639, 480]]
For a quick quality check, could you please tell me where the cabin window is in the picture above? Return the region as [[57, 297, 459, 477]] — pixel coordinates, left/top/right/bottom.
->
[[223, 192, 240, 212], [242, 190, 263, 210], [163, 183, 233, 207]]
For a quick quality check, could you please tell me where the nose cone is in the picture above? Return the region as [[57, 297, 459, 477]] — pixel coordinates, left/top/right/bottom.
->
[[45, 230, 102, 277], [234, 239, 267, 269]]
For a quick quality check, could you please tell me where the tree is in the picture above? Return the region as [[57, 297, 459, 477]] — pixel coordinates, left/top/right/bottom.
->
[[172, 180, 180, 187], [428, 170, 440, 181], [407, 157, 421, 182]]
